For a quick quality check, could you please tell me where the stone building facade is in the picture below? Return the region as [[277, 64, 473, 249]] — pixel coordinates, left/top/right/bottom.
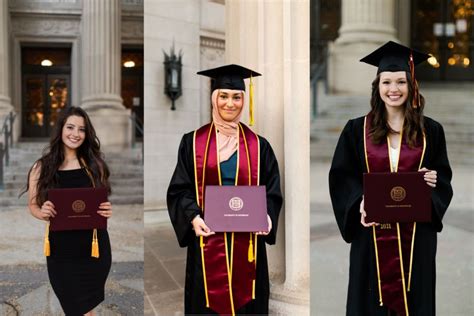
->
[[0, 0, 144, 147]]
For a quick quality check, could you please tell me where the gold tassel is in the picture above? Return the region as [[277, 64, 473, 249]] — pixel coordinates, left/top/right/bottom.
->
[[249, 75, 254, 126], [248, 233, 254, 262], [44, 222, 50, 257], [91, 228, 99, 258]]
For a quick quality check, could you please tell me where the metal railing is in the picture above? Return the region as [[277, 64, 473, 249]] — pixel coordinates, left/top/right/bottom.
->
[[0, 111, 16, 191], [310, 43, 329, 120], [129, 111, 144, 162]]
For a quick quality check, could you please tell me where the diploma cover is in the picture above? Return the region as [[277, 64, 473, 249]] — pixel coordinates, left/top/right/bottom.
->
[[364, 172, 432, 223], [48, 187, 108, 231], [204, 185, 267, 232]]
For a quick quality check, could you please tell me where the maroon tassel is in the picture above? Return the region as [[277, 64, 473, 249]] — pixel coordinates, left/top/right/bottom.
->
[[409, 51, 420, 109]]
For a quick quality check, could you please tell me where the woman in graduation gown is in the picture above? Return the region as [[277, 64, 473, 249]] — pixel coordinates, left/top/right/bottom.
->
[[167, 64, 283, 315], [329, 41, 453, 316]]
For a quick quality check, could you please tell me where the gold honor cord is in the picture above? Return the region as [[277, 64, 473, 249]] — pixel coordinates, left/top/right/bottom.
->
[[239, 124, 258, 297], [408, 132, 426, 292], [82, 162, 99, 259], [217, 128, 236, 315], [194, 126, 215, 308], [387, 129, 410, 314], [364, 117, 383, 305], [397, 223, 410, 315], [224, 233, 236, 315], [193, 130, 200, 207]]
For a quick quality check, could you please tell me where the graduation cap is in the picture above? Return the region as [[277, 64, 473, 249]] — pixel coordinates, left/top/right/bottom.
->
[[360, 41, 430, 108], [197, 64, 261, 125]]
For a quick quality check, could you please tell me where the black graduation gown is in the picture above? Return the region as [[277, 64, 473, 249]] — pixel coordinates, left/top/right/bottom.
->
[[167, 131, 283, 315], [329, 116, 453, 316]]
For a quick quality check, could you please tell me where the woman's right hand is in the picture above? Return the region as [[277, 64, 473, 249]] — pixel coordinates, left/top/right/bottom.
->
[[39, 200, 57, 221], [360, 197, 379, 227], [191, 215, 215, 237]]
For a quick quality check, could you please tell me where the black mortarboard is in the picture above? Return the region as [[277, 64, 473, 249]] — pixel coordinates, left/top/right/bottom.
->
[[360, 41, 430, 74], [197, 64, 261, 92]]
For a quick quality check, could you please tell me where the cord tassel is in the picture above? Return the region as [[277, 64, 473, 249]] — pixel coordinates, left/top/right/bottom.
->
[[249, 75, 254, 126], [91, 228, 99, 258], [44, 222, 50, 257], [248, 233, 254, 262], [409, 51, 420, 109]]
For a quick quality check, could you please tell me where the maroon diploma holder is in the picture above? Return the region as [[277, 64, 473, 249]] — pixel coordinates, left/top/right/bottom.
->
[[48, 187, 108, 231], [204, 185, 268, 232], [363, 172, 432, 223]]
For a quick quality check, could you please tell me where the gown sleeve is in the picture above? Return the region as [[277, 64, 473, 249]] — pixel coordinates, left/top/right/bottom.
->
[[423, 118, 453, 232], [259, 137, 283, 245], [167, 133, 202, 247], [328, 119, 365, 243]]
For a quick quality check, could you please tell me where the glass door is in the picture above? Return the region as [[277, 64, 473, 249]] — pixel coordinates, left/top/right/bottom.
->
[[22, 74, 69, 137], [412, 0, 474, 80]]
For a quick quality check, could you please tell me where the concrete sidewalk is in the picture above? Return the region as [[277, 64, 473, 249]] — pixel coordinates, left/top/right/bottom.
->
[[0, 204, 144, 315], [310, 161, 474, 316]]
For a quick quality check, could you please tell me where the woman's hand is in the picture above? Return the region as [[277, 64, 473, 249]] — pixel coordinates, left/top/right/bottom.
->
[[39, 200, 57, 221], [360, 197, 379, 227], [420, 167, 437, 188], [256, 215, 272, 236], [97, 202, 113, 218], [191, 215, 215, 237]]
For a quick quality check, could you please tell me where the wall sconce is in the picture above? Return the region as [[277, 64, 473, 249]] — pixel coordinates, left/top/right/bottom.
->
[[163, 45, 183, 110]]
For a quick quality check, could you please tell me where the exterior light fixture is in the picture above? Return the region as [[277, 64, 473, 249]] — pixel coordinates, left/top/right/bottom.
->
[[123, 60, 135, 68], [163, 44, 183, 110], [41, 59, 53, 67]]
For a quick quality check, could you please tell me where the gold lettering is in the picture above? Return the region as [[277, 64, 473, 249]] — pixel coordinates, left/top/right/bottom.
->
[[380, 223, 392, 230]]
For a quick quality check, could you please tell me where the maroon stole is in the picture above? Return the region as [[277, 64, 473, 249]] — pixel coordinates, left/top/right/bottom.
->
[[193, 122, 260, 315], [363, 114, 426, 316]]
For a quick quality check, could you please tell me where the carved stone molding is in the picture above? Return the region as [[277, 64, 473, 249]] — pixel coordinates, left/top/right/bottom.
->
[[8, 0, 81, 12], [200, 36, 225, 50], [122, 0, 143, 5], [121, 19, 143, 41], [11, 17, 80, 36]]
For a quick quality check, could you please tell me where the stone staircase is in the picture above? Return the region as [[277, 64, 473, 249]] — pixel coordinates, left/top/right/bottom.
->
[[0, 142, 143, 207], [311, 82, 474, 166]]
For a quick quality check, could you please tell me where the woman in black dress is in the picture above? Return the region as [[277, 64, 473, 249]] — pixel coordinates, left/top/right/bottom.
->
[[329, 41, 453, 315], [25, 106, 112, 316]]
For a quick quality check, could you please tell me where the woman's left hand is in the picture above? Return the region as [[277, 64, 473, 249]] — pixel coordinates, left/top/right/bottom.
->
[[420, 167, 437, 188], [97, 202, 113, 218], [256, 215, 272, 236]]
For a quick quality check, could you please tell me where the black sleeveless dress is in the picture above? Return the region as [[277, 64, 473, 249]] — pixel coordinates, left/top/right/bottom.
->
[[46, 169, 112, 315]]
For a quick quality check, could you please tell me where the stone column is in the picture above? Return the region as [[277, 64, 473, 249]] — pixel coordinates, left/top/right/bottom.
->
[[0, 0, 14, 122], [81, 0, 131, 148], [226, 1, 310, 314], [328, 0, 397, 95]]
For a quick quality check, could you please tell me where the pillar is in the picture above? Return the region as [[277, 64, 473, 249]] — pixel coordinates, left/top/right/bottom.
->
[[328, 0, 397, 95], [0, 0, 14, 122], [226, 0, 310, 314], [81, 0, 131, 148]]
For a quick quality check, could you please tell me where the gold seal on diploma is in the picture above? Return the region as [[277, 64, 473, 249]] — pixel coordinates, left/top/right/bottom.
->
[[390, 186, 406, 202]]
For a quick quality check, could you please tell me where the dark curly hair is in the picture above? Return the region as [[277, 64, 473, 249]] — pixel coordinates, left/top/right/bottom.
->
[[22, 106, 111, 206], [368, 72, 425, 147]]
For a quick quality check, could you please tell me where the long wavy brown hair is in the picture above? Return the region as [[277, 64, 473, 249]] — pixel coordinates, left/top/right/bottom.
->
[[22, 106, 111, 206], [369, 72, 425, 147]]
